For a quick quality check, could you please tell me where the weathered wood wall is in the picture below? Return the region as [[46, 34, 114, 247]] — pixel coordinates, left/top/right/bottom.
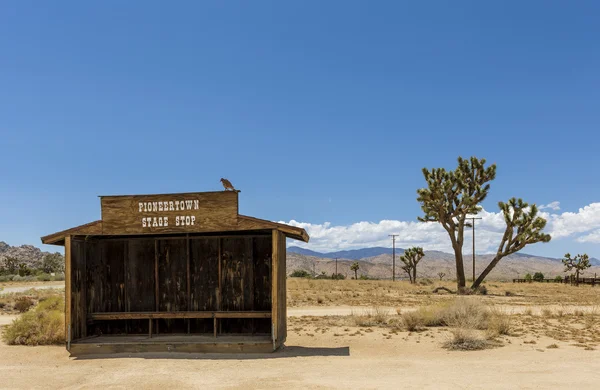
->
[[69, 233, 273, 340], [101, 192, 238, 235], [271, 230, 287, 348]]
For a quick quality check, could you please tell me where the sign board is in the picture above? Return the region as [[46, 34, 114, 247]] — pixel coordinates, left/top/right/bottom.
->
[[100, 191, 238, 235]]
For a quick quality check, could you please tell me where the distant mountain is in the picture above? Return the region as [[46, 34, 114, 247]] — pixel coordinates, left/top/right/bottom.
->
[[286, 246, 600, 281], [0, 241, 60, 269], [287, 246, 404, 260]]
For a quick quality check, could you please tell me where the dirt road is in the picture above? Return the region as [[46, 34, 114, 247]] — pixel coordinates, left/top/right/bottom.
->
[[0, 283, 64, 295]]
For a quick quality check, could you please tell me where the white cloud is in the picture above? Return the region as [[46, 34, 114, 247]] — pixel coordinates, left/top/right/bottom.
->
[[540, 201, 561, 211], [548, 203, 600, 239], [577, 229, 600, 244], [282, 201, 600, 253]]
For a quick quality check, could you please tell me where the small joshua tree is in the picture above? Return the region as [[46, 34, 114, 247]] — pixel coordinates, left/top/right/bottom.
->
[[350, 261, 360, 280], [437, 272, 446, 281], [399, 247, 425, 284], [562, 253, 591, 286]]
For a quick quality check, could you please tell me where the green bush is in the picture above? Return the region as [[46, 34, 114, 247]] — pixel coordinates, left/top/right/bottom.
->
[[554, 275, 564, 282], [290, 269, 312, 278], [524, 273, 532, 282], [2, 296, 65, 346], [533, 272, 544, 282], [331, 273, 346, 280], [37, 273, 52, 282]]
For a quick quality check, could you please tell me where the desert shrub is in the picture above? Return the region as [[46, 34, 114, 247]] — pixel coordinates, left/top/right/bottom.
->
[[290, 269, 312, 278], [443, 327, 489, 351], [402, 311, 424, 331], [52, 273, 65, 281], [475, 285, 488, 295], [547, 344, 559, 349], [316, 296, 324, 304], [418, 278, 433, 286], [14, 296, 34, 313], [505, 291, 515, 297], [0, 301, 5, 309], [351, 307, 390, 327], [0, 275, 11, 282], [36, 296, 64, 312], [331, 273, 346, 280], [2, 296, 65, 345], [11, 275, 24, 282], [524, 273, 532, 282], [554, 275, 564, 282], [533, 272, 544, 282], [486, 309, 512, 337], [36, 273, 52, 282], [441, 299, 489, 330]]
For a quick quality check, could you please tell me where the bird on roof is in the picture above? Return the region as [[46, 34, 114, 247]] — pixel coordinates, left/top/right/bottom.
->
[[220, 178, 239, 192]]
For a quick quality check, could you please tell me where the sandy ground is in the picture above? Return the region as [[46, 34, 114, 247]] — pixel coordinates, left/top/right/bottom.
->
[[1, 325, 599, 389], [2, 306, 600, 389]]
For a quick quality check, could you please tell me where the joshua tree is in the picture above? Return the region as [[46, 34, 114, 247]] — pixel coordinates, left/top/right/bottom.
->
[[417, 157, 551, 291], [401, 263, 413, 283], [562, 253, 591, 285], [472, 198, 551, 289], [437, 272, 446, 281], [399, 247, 425, 284], [350, 261, 360, 280]]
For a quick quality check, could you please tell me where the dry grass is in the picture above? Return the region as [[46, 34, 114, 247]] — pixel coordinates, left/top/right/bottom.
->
[[0, 288, 64, 314], [2, 296, 65, 346], [287, 279, 600, 308]]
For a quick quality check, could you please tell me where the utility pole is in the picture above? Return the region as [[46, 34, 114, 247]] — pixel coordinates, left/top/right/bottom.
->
[[389, 234, 399, 281], [466, 216, 482, 282], [335, 257, 338, 280]]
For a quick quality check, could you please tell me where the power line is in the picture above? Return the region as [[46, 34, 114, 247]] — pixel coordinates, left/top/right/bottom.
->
[[389, 234, 399, 281]]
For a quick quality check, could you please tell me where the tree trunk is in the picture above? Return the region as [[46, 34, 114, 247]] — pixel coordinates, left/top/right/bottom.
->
[[471, 255, 502, 289], [412, 267, 417, 284], [451, 242, 466, 289], [354, 270, 358, 280]]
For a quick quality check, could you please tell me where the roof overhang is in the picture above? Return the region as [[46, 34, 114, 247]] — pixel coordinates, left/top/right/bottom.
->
[[41, 216, 309, 246]]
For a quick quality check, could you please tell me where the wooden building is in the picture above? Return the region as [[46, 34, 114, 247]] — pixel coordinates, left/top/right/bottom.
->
[[41, 191, 309, 355]]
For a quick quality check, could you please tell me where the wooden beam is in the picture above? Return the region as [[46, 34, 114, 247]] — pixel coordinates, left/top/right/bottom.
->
[[64, 235, 72, 348], [217, 238, 222, 337], [88, 311, 272, 321], [271, 230, 278, 347], [154, 239, 159, 335], [186, 234, 191, 334]]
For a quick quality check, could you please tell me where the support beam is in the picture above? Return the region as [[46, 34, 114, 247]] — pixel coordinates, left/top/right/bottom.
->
[[154, 240, 159, 335], [271, 230, 279, 347], [64, 235, 72, 348]]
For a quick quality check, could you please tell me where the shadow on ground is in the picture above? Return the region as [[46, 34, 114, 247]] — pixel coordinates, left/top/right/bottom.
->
[[72, 345, 350, 360]]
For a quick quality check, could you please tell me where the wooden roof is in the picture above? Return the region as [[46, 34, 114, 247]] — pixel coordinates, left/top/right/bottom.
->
[[41, 215, 309, 245]]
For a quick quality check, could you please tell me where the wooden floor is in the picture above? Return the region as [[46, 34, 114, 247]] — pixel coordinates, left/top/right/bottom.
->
[[70, 334, 275, 355]]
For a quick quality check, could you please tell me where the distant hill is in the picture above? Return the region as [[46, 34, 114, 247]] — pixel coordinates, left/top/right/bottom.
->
[[286, 246, 600, 281], [287, 246, 404, 260], [0, 241, 60, 269]]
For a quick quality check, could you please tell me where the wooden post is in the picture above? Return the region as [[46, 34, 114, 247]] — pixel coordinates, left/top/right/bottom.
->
[[154, 240, 159, 335], [216, 238, 222, 338], [271, 230, 279, 348], [149, 318, 153, 338], [64, 235, 72, 348], [186, 235, 191, 334]]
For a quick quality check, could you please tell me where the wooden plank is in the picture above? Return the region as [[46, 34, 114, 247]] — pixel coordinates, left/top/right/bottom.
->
[[64, 235, 72, 347], [126, 239, 155, 334], [157, 239, 188, 333], [190, 238, 219, 333], [69, 339, 274, 356], [278, 231, 287, 344], [88, 311, 272, 320], [100, 191, 239, 235]]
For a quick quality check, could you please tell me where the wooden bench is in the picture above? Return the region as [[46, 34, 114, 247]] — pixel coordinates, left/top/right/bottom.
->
[[87, 311, 271, 338]]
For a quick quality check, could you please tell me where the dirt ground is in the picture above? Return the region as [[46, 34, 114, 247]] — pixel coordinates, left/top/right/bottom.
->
[[1, 323, 599, 389], [1, 280, 600, 389]]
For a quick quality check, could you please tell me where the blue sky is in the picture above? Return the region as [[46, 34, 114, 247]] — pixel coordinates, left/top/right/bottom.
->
[[1, 1, 599, 258]]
